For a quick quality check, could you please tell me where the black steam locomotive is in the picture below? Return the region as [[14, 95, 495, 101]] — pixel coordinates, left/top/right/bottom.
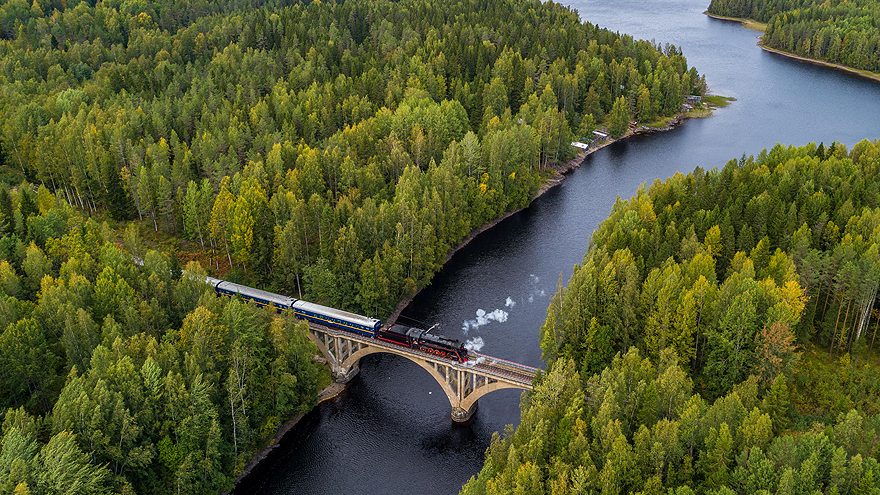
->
[[204, 276, 469, 362], [377, 324, 469, 362]]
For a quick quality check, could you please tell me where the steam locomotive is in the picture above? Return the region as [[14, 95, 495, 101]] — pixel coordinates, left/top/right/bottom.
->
[[204, 276, 469, 362]]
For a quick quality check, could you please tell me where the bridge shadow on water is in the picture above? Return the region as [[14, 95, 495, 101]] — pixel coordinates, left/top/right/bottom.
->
[[232, 353, 525, 494]]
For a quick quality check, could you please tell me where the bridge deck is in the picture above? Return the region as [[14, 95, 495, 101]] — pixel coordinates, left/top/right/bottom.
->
[[469, 352, 539, 387], [307, 323, 537, 389]]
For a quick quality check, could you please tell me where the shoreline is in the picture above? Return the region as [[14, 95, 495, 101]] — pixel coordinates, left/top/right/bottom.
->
[[385, 111, 702, 326], [757, 43, 880, 85], [384, 144, 592, 326], [230, 105, 714, 491], [704, 11, 880, 85], [703, 11, 766, 31], [229, 380, 346, 490]]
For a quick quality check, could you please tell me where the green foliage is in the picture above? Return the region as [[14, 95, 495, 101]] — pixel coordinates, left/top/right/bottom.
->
[[609, 96, 631, 138], [0, 0, 701, 318], [541, 140, 880, 400], [708, 0, 880, 74], [0, 192, 323, 493], [463, 347, 880, 495], [469, 139, 880, 495]]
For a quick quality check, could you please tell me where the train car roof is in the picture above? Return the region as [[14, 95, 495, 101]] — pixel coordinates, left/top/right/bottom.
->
[[292, 299, 381, 327], [218, 280, 295, 306], [204, 276, 224, 287], [418, 330, 463, 348]]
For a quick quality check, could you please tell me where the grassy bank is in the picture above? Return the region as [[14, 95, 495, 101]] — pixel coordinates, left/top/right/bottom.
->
[[703, 95, 736, 108], [703, 10, 767, 31]]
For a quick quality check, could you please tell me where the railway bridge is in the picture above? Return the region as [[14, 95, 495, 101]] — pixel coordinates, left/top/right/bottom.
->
[[306, 323, 539, 423]]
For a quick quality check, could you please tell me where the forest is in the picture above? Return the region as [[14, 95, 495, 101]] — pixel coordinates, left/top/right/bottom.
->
[[0, 0, 707, 493], [462, 139, 880, 494], [0, 190, 323, 493], [0, 0, 705, 317], [707, 0, 880, 74]]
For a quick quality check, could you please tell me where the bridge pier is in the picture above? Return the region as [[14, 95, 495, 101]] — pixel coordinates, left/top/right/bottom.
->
[[305, 324, 535, 423], [451, 401, 478, 423], [332, 362, 360, 383]]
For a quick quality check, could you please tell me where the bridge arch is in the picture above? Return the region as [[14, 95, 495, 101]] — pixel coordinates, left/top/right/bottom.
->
[[459, 381, 523, 415], [340, 346, 458, 402], [306, 325, 533, 422]]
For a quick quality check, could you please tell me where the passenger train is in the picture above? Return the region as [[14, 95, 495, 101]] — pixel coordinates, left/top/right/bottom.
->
[[204, 276, 469, 362]]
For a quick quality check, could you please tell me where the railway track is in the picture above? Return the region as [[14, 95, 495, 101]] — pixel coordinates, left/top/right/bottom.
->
[[309, 322, 538, 386], [468, 352, 538, 385]]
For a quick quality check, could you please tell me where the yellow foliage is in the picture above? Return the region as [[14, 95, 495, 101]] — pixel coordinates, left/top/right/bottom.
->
[[36, 185, 54, 214], [179, 306, 227, 357], [637, 194, 657, 228], [703, 225, 722, 257], [778, 279, 807, 321]]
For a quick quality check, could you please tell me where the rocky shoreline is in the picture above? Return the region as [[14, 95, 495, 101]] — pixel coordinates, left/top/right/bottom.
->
[[228, 380, 347, 491]]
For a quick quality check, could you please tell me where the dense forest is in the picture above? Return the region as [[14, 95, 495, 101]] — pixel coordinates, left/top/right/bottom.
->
[[0, 0, 705, 317], [0, 190, 323, 493], [462, 139, 880, 494], [707, 0, 880, 74], [0, 0, 708, 492]]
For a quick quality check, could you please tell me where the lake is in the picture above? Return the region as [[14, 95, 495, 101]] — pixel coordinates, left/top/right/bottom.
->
[[233, 0, 880, 492]]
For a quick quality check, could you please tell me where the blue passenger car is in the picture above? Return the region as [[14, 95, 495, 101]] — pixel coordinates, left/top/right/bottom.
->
[[203, 276, 381, 336], [205, 276, 295, 313], [291, 299, 381, 337], [201, 276, 467, 362]]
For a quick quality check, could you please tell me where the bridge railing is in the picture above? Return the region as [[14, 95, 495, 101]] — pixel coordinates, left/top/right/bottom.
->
[[307, 322, 538, 387], [469, 352, 540, 374]]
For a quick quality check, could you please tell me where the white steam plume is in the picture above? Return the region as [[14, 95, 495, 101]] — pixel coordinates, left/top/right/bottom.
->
[[461, 308, 509, 334], [465, 337, 485, 352]]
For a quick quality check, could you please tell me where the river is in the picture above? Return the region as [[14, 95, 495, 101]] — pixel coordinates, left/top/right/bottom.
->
[[233, 0, 880, 493]]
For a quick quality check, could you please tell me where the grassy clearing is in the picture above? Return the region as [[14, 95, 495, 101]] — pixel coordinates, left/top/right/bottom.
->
[[742, 20, 767, 31], [641, 116, 674, 128], [703, 95, 736, 108], [0, 166, 25, 187], [790, 343, 880, 421], [687, 108, 713, 118], [316, 366, 334, 392]]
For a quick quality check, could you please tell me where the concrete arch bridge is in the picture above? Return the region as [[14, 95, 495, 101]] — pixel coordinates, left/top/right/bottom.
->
[[306, 323, 538, 423]]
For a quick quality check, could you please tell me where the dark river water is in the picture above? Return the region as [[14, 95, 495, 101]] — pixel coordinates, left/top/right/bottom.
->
[[233, 0, 880, 493]]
